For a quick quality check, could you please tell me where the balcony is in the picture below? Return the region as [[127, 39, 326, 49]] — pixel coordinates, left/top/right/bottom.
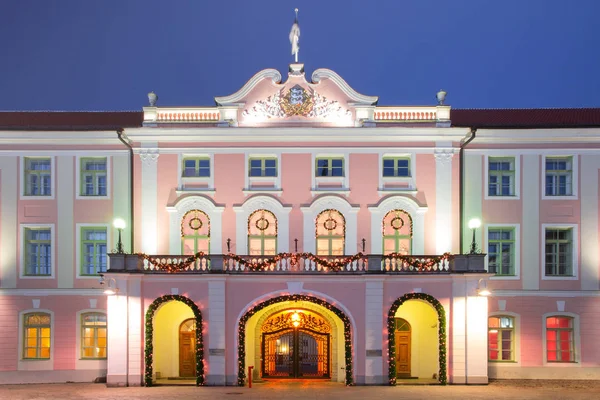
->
[[107, 252, 486, 274]]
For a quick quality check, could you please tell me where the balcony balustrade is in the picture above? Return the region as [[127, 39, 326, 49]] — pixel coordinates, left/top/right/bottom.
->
[[108, 252, 486, 274]]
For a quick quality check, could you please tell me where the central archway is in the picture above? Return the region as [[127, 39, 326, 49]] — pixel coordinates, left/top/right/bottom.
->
[[237, 294, 353, 386]]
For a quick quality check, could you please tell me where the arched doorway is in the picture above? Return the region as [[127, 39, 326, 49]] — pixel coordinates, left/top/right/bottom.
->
[[179, 318, 196, 377], [261, 309, 331, 378]]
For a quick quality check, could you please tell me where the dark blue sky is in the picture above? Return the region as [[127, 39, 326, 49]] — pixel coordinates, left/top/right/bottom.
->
[[1, 0, 599, 111]]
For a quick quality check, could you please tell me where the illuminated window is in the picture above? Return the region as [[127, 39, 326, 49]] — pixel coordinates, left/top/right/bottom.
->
[[80, 158, 107, 196], [382, 157, 410, 177], [249, 157, 277, 177], [23, 313, 51, 359], [544, 227, 573, 276], [488, 228, 515, 275], [183, 157, 210, 178], [316, 209, 345, 256], [382, 210, 412, 255], [546, 316, 573, 362], [545, 157, 572, 196], [24, 157, 51, 196], [181, 210, 210, 255], [81, 227, 107, 275], [81, 313, 107, 359], [24, 227, 52, 276], [248, 210, 277, 255], [488, 316, 514, 361], [315, 157, 344, 177], [488, 157, 515, 196]]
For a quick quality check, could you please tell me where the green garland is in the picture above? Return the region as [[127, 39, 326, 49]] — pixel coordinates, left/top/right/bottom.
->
[[225, 252, 365, 272], [237, 294, 353, 386], [138, 252, 208, 272], [144, 295, 205, 386], [387, 293, 447, 385], [383, 252, 454, 272]]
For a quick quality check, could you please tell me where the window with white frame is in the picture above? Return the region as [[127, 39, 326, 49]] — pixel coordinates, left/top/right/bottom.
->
[[249, 157, 277, 177], [80, 158, 107, 196], [81, 313, 107, 359], [382, 157, 411, 178], [181, 209, 210, 255], [488, 227, 515, 275], [24, 228, 51, 276], [248, 209, 277, 255], [316, 209, 345, 255], [488, 157, 515, 196], [315, 157, 344, 177], [545, 157, 573, 196], [24, 157, 51, 196], [382, 209, 412, 255], [23, 312, 51, 359], [546, 316, 574, 362], [182, 157, 210, 178], [488, 315, 514, 361], [544, 227, 573, 276], [81, 227, 107, 275]]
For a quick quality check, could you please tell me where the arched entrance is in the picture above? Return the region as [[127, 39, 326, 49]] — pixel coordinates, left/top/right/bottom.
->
[[261, 309, 331, 378], [237, 294, 353, 386], [387, 293, 447, 385], [144, 295, 204, 386]]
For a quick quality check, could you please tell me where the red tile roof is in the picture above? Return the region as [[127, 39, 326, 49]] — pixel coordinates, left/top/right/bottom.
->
[[0, 111, 143, 130], [451, 108, 600, 128]]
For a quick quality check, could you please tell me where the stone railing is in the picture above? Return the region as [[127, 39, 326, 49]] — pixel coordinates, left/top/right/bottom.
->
[[143, 107, 221, 124], [373, 107, 437, 121], [107, 253, 486, 274]]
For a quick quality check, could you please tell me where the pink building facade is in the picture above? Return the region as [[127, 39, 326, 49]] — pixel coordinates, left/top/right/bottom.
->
[[0, 64, 599, 386]]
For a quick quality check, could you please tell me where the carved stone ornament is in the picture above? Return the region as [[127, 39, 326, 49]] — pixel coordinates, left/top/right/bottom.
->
[[243, 85, 351, 120], [434, 149, 454, 166], [139, 149, 159, 166], [261, 309, 331, 334]]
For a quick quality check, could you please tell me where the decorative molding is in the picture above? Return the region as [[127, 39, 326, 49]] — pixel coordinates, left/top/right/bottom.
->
[[214, 69, 282, 106], [311, 69, 378, 105], [434, 149, 455, 166], [139, 148, 159, 166]]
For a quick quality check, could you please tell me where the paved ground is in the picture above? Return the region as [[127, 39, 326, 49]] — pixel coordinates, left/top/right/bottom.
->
[[0, 380, 599, 400]]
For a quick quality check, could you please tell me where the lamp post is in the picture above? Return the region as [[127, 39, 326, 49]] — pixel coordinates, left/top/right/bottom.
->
[[113, 218, 126, 254], [468, 218, 481, 254]]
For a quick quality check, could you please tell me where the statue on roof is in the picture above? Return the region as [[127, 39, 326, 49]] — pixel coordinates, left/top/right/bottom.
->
[[289, 8, 300, 63]]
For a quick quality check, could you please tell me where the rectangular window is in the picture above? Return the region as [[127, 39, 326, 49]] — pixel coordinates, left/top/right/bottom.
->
[[249, 157, 277, 177], [546, 316, 573, 362], [80, 158, 107, 196], [81, 227, 107, 275], [545, 228, 573, 276], [23, 313, 51, 359], [182, 157, 210, 178], [488, 228, 515, 275], [488, 157, 515, 196], [81, 313, 107, 359], [545, 157, 572, 196], [24, 228, 51, 276], [488, 316, 514, 361], [316, 157, 344, 177], [24, 157, 51, 196], [382, 157, 411, 178]]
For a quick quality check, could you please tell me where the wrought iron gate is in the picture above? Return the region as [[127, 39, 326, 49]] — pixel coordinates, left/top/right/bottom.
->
[[262, 328, 330, 378]]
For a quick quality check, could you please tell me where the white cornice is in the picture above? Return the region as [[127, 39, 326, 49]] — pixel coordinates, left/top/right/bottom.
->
[[469, 128, 600, 144], [214, 69, 282, 106], [0, 130, 126, 145], [0, 289, 104, 296], [491, 290, 600, 297], [311, 69, 378, 105]]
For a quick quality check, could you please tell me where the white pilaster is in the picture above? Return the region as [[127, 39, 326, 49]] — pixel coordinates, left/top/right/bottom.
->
[[113, 155, 131, 253], [127, 277, 143, 386], [365, 280, 384, 384], [207, 279, 226, 385], [435, 149, 454, 253], [0, 156, 17, 288], [57, 156, 74, 288], [465, 286, 489, 384], [580, 155, 600, 290], [140, 148, 159, 254], [106, 278, 128, 386], [522, 155, 540, 290], [451, 278, 466, 383]]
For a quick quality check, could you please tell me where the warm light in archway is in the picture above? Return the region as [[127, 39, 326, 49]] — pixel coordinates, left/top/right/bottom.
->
[[292, 311, 301, 327]]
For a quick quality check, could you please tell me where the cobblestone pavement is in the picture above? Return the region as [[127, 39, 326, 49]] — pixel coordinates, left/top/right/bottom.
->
[[0, 380, 599, 400]]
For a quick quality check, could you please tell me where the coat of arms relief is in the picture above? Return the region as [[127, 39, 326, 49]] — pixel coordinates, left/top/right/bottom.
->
[[242, 85, 351, 120]]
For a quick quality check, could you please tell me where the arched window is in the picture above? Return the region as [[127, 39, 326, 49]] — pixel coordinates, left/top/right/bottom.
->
[[23, 312, 51, 359], [316, 209, 345, 256], [382, 209, 412, 255], [181, 210, 210, 255], [81, 312, 107, 359], [248, 209, 277, 256]]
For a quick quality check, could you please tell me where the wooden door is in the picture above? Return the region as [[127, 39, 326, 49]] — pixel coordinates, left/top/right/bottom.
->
[[395, 318, 411, 378], [179, 331, 196, 377]]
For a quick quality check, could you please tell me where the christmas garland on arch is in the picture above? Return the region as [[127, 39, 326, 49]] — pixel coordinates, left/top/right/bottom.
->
[[387, 292, 447, 385], [383, 252, 453, 272], [237, 294, 354, 386], [138, 251, 208, 273], [144, 294, 205, 386], [225, 252, 366, 272]]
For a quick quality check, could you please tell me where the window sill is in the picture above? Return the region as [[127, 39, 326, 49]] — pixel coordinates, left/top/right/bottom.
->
[[176, 189, 215, 198], [310, 188, 350, 197], [485, 194, 520, 200], [490, 275, 520, 281], [243, 188, 283, 197], [541, 195, 578, 200], [541, 275, 578, 281], [182, 176, 211, 182], [76, 195, 110, 200], [377, 188, 418, 197]]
